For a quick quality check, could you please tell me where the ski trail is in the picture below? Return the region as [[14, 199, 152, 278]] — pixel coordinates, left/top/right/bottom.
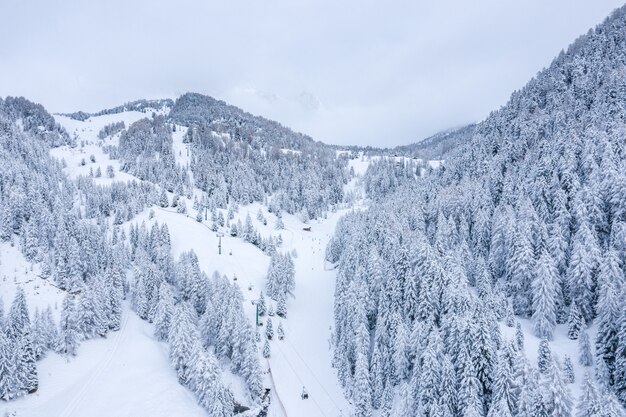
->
[[57, 310, 130, 417], [266, 361, 288, 417]]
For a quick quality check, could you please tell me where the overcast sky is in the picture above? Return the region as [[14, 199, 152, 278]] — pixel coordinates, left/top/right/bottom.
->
[[0, 1, 623, 146]]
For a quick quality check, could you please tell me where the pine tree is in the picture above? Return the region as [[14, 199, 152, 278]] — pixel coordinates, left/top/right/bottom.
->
[[507, 225, 535, 317], [579, 330, 593, 366], [265, 317, 274, 340], [532, 251, 558, 340], [42, 306, 58, 352], [154, 283, 174, 341], [563, 355, 575, 384], [8, 287, 38, 394], [538, 339, 552, 373], [393, 319, 409, 382], [458, 343, 483, 417], [0, 330, 17, 400], [594, 249, 621, 388], [257, 292, 266, 316], [542, 357, 573, 417], [262, 337, 270, 358], [576, 373, 602, 417], [59, 294, 79, 356], [76, 286, 106, 340], [567, 304, 584, 340], [515, 322, 525, 351], [276, 292, 287, 318], [168, 303, 200, 386], [353, 351, 372, 417], [567, 220, 599, 323], [277, 322, 285, 340]]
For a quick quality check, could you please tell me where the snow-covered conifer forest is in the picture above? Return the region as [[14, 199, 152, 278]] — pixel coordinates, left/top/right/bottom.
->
[[2, 5, 626, 417]]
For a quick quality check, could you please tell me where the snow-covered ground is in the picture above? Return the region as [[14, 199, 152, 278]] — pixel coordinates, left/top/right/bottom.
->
[[0, 110, 367, 417], [2, 109, 510, 417], [2, 307, 208, 417]]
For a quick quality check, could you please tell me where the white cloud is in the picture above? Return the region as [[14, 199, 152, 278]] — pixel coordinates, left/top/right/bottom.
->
[[0, 0, 622, 146]]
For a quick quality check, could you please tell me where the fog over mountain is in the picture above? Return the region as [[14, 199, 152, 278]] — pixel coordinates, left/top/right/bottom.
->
[[1, 0, 624, 146]]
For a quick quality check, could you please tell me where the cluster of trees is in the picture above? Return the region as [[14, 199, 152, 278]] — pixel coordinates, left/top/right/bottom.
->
[[0, 96, 71, 147], [265, 252, 295, 317], [117, 115, 192, 194], [61, 99, 174, 121], [127, 220, 263, 411], [97, 121, 126, 139], [0, 274, 124, 401], [0, 97, 264, 412], [171, 93, 348, 219], [329, 6, 626, 416]]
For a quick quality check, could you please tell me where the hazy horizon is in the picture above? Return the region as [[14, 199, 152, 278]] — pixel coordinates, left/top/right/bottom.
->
[[1, 0, 623, 146]]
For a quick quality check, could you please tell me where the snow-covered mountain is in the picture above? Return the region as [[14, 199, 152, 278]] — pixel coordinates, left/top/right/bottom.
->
[[1, 4, 626, 417], [329, 5, 626, 417]]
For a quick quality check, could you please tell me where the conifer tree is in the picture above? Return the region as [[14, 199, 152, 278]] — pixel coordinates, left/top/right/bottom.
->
[[538, 339, 552, 373], [262, 338, 270, 358], [542, 357, 573, 417], [563, 355, 575, 384], [169, 303, 200, 386], [277, 322, 285, 341], [576, 373, 602, 417], [515, 322, 525, 351], [0, 329, 16, 400], [532, 251, 558, 340], [265, 318, 274, 340], [579, 330, 593, 367], [7, 288, 38, 395], [276, 292, 287, 318], [257, 292, 266, 316], [567, 304, 584, 340], [154, 283, 174, 341], [59, 294, 79, 356]]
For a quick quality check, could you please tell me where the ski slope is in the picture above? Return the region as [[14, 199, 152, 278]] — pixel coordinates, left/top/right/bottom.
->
[[0, 110, 368, 417]]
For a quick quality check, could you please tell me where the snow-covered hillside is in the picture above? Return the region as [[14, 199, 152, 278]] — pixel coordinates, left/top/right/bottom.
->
[[0, 108, 370, 417]]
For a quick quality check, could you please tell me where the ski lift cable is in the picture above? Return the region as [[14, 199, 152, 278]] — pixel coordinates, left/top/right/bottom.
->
[[283, 338, 344, 413], [273, 340, 330, 417]]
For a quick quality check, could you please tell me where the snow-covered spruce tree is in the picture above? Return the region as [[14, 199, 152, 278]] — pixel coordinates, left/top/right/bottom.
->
[[594, 249, 621, 388], [277, 322, 285, 340], [537, 339, 552, 374], [541, 357, 573, 417], [566, 218, 599, 324], [515, 322, 525, 351], [168, 302, 201, 386], [191, 350, 233, 417], [563, 355, 575, 384], [265, 318, 274, 340], [153, 282, 174, 342], [6, 288, 38, 396], [532, 250, 558, 340], [59, 293, 79, 356], [0, 328, 17, 400], [567, 303, 584, 340], [579, 330, 593, 367], [507, 224, 535, 318], [76, 284, 107, 340], [257, 292, 266, 316], [262, 338, 270, 358], [576, 372, 602, 417], [276, 292, 287, 318]]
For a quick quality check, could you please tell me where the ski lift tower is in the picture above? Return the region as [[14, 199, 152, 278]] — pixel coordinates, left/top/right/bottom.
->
[[216, 231, 224, 255]]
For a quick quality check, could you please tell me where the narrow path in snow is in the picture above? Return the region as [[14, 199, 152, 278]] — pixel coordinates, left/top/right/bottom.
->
[[58, 309, 131, 417], [266, 361, 288, 417], [266, 216, 351, 417]]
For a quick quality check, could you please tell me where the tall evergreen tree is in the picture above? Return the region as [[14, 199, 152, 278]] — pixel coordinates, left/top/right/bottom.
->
[[532, 251, 558, 340]]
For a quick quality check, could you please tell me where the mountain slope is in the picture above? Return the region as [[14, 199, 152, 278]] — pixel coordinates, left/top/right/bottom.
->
[[330, 5, 626, 416]]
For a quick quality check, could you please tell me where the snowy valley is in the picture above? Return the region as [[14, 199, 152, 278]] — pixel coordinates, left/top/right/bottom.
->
[[2, 4, 626, 417]]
